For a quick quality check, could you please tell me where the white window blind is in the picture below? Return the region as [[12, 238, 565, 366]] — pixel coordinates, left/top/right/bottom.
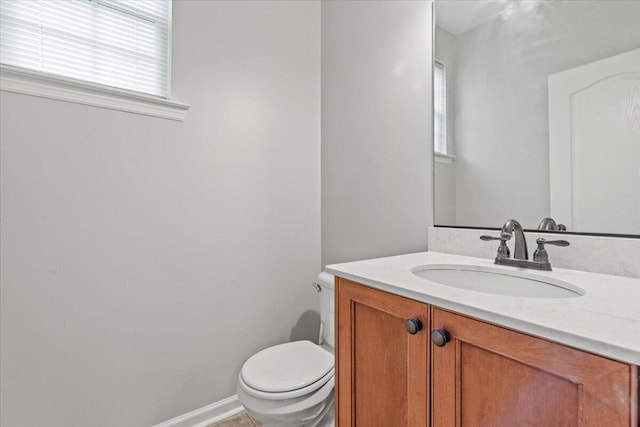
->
[[434, 60, 447, 154], [0, 0, 171, 98]]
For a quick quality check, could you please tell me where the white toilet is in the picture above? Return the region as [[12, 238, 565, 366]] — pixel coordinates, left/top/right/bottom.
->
[[236, 272, 335, 427]]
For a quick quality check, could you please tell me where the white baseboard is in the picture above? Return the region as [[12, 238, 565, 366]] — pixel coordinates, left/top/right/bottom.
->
[[152, 395, 244, 427]]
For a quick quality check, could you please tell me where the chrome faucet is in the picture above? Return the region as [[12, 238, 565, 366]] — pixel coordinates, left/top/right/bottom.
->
[[537, 217, 567, 231], [500, 219, 528, 260], [480, 219, 569, 271]]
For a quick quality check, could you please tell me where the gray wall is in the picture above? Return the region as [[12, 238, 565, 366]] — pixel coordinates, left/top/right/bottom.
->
[[434, 158, 456, 224], [0, 1, 321, 426], [321, 0, 433, 267]]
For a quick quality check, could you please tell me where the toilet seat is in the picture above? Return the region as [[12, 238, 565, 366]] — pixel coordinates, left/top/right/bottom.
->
[[239, 340, 334, 400], [239, 366, 334, 400]]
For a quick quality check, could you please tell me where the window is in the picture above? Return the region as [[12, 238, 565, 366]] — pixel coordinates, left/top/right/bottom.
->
[[434, 60, 447, 154], [0, 0, 171, 98]]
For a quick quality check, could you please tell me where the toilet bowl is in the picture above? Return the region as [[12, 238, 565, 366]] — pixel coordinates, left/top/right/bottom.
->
[[237, 273, 335, 427]]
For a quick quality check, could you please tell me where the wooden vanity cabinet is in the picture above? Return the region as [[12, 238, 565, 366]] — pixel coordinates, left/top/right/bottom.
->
[[335, 278, 430, 426], [335, 278, 639, 427], [432, 307, 638, 427]]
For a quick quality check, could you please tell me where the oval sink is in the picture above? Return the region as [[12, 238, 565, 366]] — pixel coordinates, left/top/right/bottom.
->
[[412, 264, 584, 298]]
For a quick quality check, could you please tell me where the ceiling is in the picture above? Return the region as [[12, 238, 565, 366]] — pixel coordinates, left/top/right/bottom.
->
[[435, 0, 507, 35]]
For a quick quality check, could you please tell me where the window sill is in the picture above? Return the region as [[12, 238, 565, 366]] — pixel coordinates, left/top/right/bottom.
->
[[0, 65, 190, 121], [435, 152, 456, 164]]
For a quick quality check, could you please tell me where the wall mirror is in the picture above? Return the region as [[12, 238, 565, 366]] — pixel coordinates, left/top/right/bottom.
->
[[433, 0, 640, 236]]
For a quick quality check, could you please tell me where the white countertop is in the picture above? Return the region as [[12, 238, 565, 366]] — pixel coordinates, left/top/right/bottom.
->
[[326, 251, 640, 365]]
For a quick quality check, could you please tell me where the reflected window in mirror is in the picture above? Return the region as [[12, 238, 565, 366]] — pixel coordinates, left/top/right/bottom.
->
[[434, 60, 448, 155]]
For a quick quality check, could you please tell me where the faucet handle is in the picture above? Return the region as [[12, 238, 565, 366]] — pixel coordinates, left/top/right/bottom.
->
[[480, 235, 510, 259], [533, 238, 569, 265], [480, 235, 501, 241], [536, 238, 570, 247]]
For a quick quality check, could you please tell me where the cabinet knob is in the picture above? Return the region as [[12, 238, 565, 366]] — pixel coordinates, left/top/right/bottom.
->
[[431, 328, 451, 347], [405, 318, 423, 335]]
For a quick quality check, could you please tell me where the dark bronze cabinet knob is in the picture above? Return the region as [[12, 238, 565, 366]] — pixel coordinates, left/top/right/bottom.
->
[[405, 318, 423, 335], [431, 328, 451, 347]]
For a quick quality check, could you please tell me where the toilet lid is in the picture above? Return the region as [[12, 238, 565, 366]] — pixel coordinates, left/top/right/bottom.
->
[[240, 340, 334, 393]]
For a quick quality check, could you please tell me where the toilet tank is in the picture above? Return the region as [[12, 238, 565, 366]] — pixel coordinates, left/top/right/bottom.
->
[[315, 272, 335, 350]]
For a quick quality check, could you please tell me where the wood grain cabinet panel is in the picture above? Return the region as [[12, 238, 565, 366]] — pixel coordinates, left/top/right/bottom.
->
[[431, 307, 638, 427], [336, 278, 430, 427]]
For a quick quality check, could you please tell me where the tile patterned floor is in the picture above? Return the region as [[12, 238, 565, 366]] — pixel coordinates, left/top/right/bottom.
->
[[208, 411, 261, 427]]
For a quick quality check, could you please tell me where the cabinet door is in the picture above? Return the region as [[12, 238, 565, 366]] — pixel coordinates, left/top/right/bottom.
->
[[336, 278, 429, 427], [432, 307, 638, 427]]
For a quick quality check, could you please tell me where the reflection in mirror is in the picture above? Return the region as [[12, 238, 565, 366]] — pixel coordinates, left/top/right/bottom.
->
[[433, 0, 640, 235]]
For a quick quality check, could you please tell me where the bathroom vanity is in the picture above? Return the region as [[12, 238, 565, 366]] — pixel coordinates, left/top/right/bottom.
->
[[326, 252, 639, 426]]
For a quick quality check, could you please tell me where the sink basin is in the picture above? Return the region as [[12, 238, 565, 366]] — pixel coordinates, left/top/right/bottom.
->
[[412, 264, 584, 298]]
